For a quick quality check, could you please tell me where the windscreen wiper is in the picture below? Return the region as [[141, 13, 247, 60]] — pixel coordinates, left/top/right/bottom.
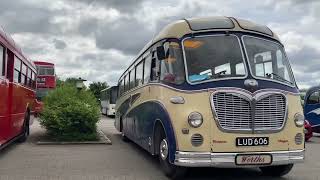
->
[[266, 73, 293, 84]]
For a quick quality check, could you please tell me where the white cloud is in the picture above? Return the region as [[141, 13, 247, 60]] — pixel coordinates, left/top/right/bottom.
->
[[1, 0, 319, 89]]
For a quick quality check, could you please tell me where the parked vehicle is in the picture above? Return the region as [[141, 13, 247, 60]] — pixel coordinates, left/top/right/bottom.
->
[[114, 17, 305, 179], [0, 26, 38, 148], [304, 120, 313, 141], [100, 86, 118, 117], [300, 91, 306, 106], [34, 61, 56, 101], [304, 86, 320, 133]]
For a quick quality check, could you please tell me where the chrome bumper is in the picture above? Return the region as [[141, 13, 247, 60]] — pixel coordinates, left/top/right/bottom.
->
[[174, 150, 304, 167]]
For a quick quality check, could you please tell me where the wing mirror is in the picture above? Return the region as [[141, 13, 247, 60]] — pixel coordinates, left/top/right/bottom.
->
[[156, 46, 166, 60]]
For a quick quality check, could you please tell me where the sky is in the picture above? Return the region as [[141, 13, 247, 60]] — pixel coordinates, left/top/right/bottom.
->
[[0, 0, 319, 88]]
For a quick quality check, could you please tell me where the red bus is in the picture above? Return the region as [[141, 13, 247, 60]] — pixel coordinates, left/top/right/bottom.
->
[[33, 61, 56, 100], [0, 27, 38, 148]]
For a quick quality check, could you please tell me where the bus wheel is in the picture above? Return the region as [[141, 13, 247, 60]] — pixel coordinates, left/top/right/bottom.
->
[[121, 131, 129, 142], [17, 112, 30, 143], [260, 164, 294, 177], [120, 118, 129, 142], [158, 130, 186, 179]]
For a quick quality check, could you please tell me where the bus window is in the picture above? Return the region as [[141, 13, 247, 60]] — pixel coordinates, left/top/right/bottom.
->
[[119, 79, 124, 95], [0, 45, 4, 76], [27, 68, 32, 87], [21, 63, 27, 85], [151, 51, 160, 82], [160, 41, 185, 84], [235, 62, 245, 75], [38, 66, 54, 75], [185, 35, 245, 83], [307, 91, 320, 104], [14, 56, 21, 83], [129, 69, 135, 89], [32, 70, 36, 88], [125, 75, 129, 92], [243, 36, 294, 85], [144, 55, 151, 83], [135, 61, 143, 86]]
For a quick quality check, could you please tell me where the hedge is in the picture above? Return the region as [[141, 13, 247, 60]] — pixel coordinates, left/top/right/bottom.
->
[[39, 85, 100, 141]]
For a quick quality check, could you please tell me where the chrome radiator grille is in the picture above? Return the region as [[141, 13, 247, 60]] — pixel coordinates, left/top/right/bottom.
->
[[254, 94, 286, 130], [212, 92, 252, 130], [212, 92, 286, 132]]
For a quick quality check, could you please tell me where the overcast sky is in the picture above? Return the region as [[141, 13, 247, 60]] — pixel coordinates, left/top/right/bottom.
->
[[0, 0, 319, 88]]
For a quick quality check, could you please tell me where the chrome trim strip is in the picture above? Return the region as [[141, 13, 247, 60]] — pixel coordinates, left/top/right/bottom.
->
[[241, 35, 297, 88], [174, 150, 305, 167], [181, 34, 248, 85], [118, 82, 300, 99]]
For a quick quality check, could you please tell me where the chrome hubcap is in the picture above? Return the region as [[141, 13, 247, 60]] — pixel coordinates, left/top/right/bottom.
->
[[160, 139, 168, 160]]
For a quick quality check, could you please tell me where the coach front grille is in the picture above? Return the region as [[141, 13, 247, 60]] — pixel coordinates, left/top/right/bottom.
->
[[211, 91, 286, 133]]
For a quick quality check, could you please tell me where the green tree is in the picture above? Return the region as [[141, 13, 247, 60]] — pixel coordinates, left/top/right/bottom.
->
[[56, 77, 64, 88], [65, 77, 80, 87], [89, 82, 108, 101]]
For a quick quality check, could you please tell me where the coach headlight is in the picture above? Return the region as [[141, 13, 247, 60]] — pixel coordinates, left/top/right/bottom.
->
[[294, 113, 304, 127], [188, 112, 203, 128]]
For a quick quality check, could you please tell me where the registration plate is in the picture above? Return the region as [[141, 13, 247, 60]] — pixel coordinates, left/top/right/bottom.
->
[[236, 137, 269, 146], [236, 154, 272, 165]]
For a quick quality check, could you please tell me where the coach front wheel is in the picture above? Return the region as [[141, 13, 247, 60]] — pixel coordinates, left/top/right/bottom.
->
[[158, 131, 186, 179]]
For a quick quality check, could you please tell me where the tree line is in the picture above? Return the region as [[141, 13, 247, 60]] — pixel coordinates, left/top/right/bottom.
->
[[57, 77, 108, 101]]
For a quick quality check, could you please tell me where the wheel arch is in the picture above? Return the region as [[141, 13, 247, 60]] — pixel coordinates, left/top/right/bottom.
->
[[151, 101, 177, 164]]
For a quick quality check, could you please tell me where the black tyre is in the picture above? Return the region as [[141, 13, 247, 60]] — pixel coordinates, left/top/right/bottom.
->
[[120, 118, 129, 142], [157, 127, 186, 179], [260, 164, 294, 177], [121, 131, 130, 142], [17, 112, 30, 143]]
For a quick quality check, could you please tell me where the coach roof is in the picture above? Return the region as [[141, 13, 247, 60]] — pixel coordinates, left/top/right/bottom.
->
[[120, 16, 281, 80], [153, 16, 279, 42]]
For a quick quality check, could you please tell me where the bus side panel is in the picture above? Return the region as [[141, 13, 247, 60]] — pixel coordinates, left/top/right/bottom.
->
[[0, 77, 9, 144], [126, 101, 177, 163], [115, 97, 131, 132], [11, 83, 26, 136]]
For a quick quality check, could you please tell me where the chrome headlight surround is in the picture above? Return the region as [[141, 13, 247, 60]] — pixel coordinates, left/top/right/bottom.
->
[[188, 112, 203, 128], [294, 113, 304, 127]]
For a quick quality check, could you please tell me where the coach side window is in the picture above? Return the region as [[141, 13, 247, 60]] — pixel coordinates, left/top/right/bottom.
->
[[119, 79, 124, 95], [135, 61, 144, 86], [0, 45, 4, 76], [150, 51, 160, 82], [144, 55, 152, 83], [160, 41, 185, 85], [14, 56, 21, 83], [129, 69, 135, 89], [125, 75, 129, 92]]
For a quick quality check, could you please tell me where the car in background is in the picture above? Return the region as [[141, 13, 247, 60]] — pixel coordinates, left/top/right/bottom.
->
[[304, 86, 320, 133], [304, 120, 313, 141]]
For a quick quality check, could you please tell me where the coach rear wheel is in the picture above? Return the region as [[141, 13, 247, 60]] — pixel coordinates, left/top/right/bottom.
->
[[17, 112, 30, 143], [158, 130, 186, 179], [260, 164, 294, 177], [120, 118, 129, 142]]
